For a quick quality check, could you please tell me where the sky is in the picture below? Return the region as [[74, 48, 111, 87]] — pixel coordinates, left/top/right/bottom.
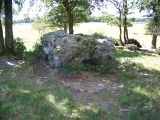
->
[[13, 0, 146, 20]]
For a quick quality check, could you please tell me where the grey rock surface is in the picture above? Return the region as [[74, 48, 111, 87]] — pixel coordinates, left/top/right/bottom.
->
[[42, 30, 115, 68]]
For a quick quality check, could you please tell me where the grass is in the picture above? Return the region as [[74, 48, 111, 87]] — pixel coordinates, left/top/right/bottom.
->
[[0, 73, 107, 120], [1, 49, 160, 120], [74, 23, 160, 48], [114, 49, 160, 120], [1, 22, 160, 119]]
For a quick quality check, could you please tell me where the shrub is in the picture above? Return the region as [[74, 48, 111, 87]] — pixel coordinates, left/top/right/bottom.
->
[[60, 62, 85, 74], [91, 32, 104, 39], [125, 44, 138, 51], [93, 58, 119, 74], [32, 42, 44, 60], [127, 38, 142, 48], [14, 37, 26, 55], [155, 47, 160, 55], [60, 57, 119, 74], [109, 37, 120, 46]]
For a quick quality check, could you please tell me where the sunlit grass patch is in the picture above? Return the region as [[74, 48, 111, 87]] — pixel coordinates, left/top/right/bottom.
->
[[118, 78, 160, 120], [0, 76, 111, 120], [1, 78, 70, 119], [111, 48, 160, 119]]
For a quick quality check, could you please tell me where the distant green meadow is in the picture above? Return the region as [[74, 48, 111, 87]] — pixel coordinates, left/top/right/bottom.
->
[[12, 22, 160, 50]]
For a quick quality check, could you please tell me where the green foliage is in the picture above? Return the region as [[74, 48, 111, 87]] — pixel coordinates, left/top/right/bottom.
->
[[101, 14, 120, 26], [101, 12, 134, 27], [145, 19, 160, 36], [155, 47, 160, 55], [90, 16, 102, 22], [60, 62, 85, 74], [46, 4, 68, 30], [32, 42, 44, 60], [61, 57, 118, 74], [137, 0, 160, 35], [14, 37, 26, 55], [72, 4, 91, 24], [127, 38, 142, 48], [32, 15, 48, 37], [23, 42, 44, 61], [93, 58, 119, 74], [45, 0, 91, 32], [109, 37, 120, 46], [91, 32, 104, 39]]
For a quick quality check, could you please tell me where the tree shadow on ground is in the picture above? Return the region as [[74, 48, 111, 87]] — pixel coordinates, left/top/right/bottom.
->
[[111, 61, 160, 120], [0, 69, 108, 120], [114, 49, 155, 58]]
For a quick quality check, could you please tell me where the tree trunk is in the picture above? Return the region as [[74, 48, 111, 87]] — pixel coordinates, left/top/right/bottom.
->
[[5, 0, 14, 54], [126, 26, 129, 40], [124, 26, 127, 44], [64, 23, 67, 33], [0, 17, 4, 53], [68, 10, 74, 34], [118, 11, 124, 46], [119, 25, 124, 46], [123, 0, 129, 44], [0, 0, 5, 53], [62, 0, 74, 34], [151, 34, 157, 49], [124, 26, 129, 44]]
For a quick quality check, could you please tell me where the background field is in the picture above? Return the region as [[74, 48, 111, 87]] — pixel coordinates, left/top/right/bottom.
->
[[12, 22, 160, 51]]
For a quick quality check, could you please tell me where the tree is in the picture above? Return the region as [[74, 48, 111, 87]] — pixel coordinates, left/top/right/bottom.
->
[[101, 13, 124, 45], [0, 0, 25, 54], [5, 0, 14, 53], [46, 4, 68, 32], [103, 0, 134, 46], [43, 0, 91, 34], [29, 0, 107, 34], [136, 0, 160, 48], [32, 15, 48, 37], [59, 0, 90, 34], [107, 0, 124, 45], [145, 19, 160, 48], [46, 2, 90, 33], [0, 0, 5, 53], [122, 0, 129, 44]]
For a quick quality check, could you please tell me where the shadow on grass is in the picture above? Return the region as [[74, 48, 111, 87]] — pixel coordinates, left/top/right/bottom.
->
[[1, 48, 160, 120], [114, 49, 155, 58], [0, 77, 108, 120], [113, 61, 160, 120]]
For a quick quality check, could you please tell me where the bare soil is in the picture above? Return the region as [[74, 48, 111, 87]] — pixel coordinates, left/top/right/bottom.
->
[[0, 57, 122, 110]]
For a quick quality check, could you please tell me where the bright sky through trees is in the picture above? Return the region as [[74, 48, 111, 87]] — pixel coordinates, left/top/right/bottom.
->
[[13, 0, 146, 20]]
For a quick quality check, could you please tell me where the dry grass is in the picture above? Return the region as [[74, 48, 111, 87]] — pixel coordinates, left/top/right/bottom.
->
[[74, 22, 160, 48], [12, 22, 160, 51]]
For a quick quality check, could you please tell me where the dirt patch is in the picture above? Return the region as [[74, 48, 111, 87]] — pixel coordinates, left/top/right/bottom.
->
[[26, 61, 122, 110], [0, 57, 121, 110], [0, 56, 21, 68], [58, 76, 122, 110]]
